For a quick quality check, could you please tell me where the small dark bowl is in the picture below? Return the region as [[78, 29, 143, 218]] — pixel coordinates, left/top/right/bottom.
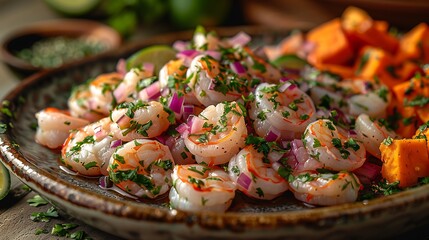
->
[[0, 19, 121, 75]]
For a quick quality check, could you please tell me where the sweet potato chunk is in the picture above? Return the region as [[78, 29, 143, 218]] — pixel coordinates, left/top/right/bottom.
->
[[307, 19, 354, 65], [341, 6, 398, 54], [354, 46, 405, 88], [380, 138, 429, 188], [396, 23, 429, 63]]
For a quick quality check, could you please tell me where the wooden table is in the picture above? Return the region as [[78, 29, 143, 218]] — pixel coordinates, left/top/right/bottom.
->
[[1, 0, 429, 239]]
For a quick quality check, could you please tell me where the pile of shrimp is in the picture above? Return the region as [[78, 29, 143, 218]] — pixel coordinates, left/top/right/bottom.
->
[[35, 28, 397, 212]]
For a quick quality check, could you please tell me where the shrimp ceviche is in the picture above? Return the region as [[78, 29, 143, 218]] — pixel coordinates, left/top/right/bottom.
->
[[35, 7, 429, 212]]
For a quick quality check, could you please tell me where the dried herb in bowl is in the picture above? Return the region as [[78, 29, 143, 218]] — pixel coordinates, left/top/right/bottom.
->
[[15, 36, 107, 69]]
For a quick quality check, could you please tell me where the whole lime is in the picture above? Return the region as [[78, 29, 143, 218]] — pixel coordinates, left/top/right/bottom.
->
[[43, 0, 101, 16], [0, 162, 10, 200], [168, 0, 232, 29]]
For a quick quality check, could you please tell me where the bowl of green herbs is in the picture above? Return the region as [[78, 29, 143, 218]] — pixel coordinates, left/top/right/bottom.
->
[[0, 19, 121, 74]]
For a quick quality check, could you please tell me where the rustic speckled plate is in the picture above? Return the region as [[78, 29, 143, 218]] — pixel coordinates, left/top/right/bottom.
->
[[1, 27, 429, 240]]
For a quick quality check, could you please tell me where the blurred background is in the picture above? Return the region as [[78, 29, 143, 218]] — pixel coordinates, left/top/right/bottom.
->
[[2, 0, 429, 40], [1, 0, 429, 95]]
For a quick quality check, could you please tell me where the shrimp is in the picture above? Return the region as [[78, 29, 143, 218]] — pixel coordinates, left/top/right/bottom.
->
[[183, 101, 247, 165], [169, 164, 236, 212], [307, 75, 391, 119], [289, 171, 361, 206], [159, 59, 200, 106], [88, 72, 123, 116], [228, 145, 288, 200], [107, 139, 175, 198], [348, 90, 390, 119], [242, 47, 282, 83], [249, 82, 317, 141], [68, 84, 105, 122], [113, 67, 154, 103], [61, 117, 116, 176], [302, 119, 366, 171], [110, 100, 172, 142], [355, 114, 397, 159], [165, 135, 196, 165], [35, 107, 90, 149], [186, 55, 248, 106]]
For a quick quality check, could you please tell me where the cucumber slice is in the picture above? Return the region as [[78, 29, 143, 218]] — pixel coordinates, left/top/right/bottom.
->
[[271, 54, 308, 71], [0, 162, 10, 200], [43, 0, 100, 16], [126, 45, 177, 75]]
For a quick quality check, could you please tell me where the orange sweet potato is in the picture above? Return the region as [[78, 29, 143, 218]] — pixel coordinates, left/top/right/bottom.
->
[[398, 61, 423, 81], [341, 6, 399, 54], [354, 46, 405, 88], [380, 138, 429, 188], [307, 18, 354, 65], [395, 23, 429, 63], [417, 108, 429, 125], [396, 105, 419, 138], [391, 76, 429, 133]]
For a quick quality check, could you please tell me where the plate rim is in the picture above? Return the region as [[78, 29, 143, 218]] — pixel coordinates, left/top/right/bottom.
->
[[1, 25, 429, 233]]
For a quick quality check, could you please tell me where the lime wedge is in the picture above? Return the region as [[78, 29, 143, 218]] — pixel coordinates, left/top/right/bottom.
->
[[126, 45, 177, 75], [0, 162, 10, 200], [271, 54, 308, 71], [43, 0, 100, 16]]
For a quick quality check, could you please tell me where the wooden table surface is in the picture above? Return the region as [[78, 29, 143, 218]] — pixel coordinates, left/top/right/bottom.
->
[[2, 1, 429, 239]]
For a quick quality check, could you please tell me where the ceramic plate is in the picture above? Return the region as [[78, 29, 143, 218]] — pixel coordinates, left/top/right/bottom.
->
[[1, 27, 429, 240]]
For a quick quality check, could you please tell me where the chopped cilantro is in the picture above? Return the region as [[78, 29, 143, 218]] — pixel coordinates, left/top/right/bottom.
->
[[27, 194, 49, 207]]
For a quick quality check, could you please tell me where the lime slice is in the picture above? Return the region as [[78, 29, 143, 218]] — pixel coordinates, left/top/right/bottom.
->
[[43, 0, 100, 16], [271, 54, 308, 70], [0, 162, 10, 200], [126, 45, 177, 75]]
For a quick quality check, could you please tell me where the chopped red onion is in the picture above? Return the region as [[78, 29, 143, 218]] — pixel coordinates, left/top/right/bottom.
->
[[116, 58, 127, 77], [353, 162, 381, 184], [348, 129, 358, 138], [142, 62, 155, 76], [182, 105, 194, 121], [268, 150, 284, 163], [281, 141, 290, 149], [291, 139, 309, 163], [173, 40, 188, 52], [208, 80, 216, 91], [115, 114, 128, 128], [230, 61, 246, 76], [155, 135, 167, 145], [139, 82, 161, 101], [237, 172, 252, 190], [279, 77, 292, 82], [177, 50, 200, 67], [288, 84, 297, 90], [189, 116, 205, 134], [94, 125, 103, 140], [176, 123, 189, 134], [113, 83, 127, 102], [110, 139, 122, 148], [278, 82, 292, 92], [229, 32, 251, 47], [169, 92, 185, 114], [99, 176, 113, 189], [165, 135, 176, 150], [205, 50, 221, 61], [265, 126, 281, 142], [177, 49, 199, 59]]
